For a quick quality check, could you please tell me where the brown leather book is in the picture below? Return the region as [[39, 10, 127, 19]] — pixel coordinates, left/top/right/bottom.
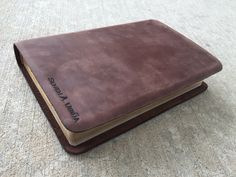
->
[[14, 20, 222, 154]]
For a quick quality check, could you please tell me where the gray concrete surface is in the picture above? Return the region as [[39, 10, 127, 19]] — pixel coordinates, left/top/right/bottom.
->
[[0, 0, 236, 176]]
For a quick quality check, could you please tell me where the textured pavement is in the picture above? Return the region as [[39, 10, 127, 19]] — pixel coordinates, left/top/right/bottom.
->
[[0, 0, 236, 176]]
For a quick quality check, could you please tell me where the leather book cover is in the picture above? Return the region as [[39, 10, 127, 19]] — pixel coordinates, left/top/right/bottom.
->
[[14, 20, 222, 154]]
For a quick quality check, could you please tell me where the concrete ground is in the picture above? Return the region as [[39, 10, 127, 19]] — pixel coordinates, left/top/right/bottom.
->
[[0, 0, 236, 176]]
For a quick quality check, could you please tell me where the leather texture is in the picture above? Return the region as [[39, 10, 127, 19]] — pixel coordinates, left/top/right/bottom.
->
[[14, 19, 222, 132], [12, 56, 208, 153]]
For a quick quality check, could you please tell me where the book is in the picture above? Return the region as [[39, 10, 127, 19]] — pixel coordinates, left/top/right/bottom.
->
[[14, 20, 222, 154]]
